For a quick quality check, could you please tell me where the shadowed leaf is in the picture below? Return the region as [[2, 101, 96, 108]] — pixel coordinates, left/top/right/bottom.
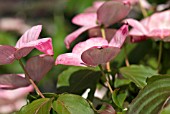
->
[[26, 55, 54, 82], [97, 1, 130, 27], [0, 74, 29, 89], [0, 45, 16, 65]]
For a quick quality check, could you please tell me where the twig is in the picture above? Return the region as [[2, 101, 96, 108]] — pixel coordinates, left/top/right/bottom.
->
[[157, 41, 163, 73], [19, 59, 45, 98], [99, 65, 113, 93]]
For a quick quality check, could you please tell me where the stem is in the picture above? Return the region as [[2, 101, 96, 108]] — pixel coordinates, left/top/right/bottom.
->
[[99, 65, 113, 93], [157, 41, 163, 73], [139, 0, 148, 17], [100, 27, 111, 71], [124, 44, 130, 67], [101, 27, 106, 39], [18, 59, 45, 98]]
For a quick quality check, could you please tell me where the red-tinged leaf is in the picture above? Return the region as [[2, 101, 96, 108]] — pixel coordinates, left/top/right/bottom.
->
[[64, 26, 97, 49], [55, 53, 85, 67], [97, 1, 131, 27], [130, 35, 148, 43], [72, 13, 97, 26], [16, 25, 42, 48], [72, 38, 108, 54], [81, 46, 120, 66], [0, 45, 16, 65], [88, 27, 117, 42], [109, 24, 128, 48], [0, 74, 29, 89], [14, 47, 34, 60], [26, 55, 54, 82], [99, 104, 116, 114]]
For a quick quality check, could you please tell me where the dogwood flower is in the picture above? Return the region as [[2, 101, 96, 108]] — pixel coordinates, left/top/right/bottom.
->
[[65, 1, 131, 49], [0, 25, 53, 65], [56, 24, 128, 66], [125, 10, 170, 42]]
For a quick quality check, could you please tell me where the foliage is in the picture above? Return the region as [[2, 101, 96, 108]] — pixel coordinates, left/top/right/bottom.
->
[[0, 0, 170, 114]]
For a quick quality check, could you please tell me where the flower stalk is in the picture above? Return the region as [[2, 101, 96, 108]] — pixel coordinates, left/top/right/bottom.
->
[[139, 0, 148, 17], [99, 65, 113, 93], [124, 44, 130, 67], [101, 27, 111, 72], [18, 59, 45, 98], [157, 41, 163, 73]]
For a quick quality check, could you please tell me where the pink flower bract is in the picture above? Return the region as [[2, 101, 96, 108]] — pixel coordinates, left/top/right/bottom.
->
[[64, 1, 131, 49], [56, 24, 128, 66], [0, 25, 54, 65], [126, 10, 170, 42]]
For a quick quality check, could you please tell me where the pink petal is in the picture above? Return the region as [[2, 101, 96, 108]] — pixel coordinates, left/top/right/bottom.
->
[[14, 38, 53, 59], [125, 18, 148, 34], [0, 45, 16, 65], [15, 25, 42, 48], [64, 26, 97, 49], [26, 55, 54, 82], [55, 53, 85, 66], [72, 38, 109, 54], [148, 10, 170, 31], [0, 74, 29, 89], [148, 29, 170, 39], [28, 38, 54, 55], [81, 46, 120, 66], [109, 24, 129, 48], [97, 1, 131, 27], [0, 85, 33, 113], [72, 13, 97, 26]]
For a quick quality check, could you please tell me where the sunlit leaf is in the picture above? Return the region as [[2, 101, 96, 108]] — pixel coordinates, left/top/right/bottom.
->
[[120, 65, 157, 88], [127, 75, 170, 114], [19, 98, 53, 114], [52, 94, 94, 114], [160, 103, 170, 114]]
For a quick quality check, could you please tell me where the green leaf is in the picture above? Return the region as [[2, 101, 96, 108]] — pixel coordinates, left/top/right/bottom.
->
[[114, 78, 131, 88], [52, 94, 94, 114], [57, 69, 101, 100], [112, 89, 127, 109], [160, 103, 170, 114], [119, 65, 157, 88], [57, 66, 84, 87], [127, 75, 170, 114], [19, 98, 53, 114]]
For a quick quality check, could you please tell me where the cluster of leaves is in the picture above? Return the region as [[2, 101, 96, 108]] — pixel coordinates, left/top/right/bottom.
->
[[0, 0, 170, 114]]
